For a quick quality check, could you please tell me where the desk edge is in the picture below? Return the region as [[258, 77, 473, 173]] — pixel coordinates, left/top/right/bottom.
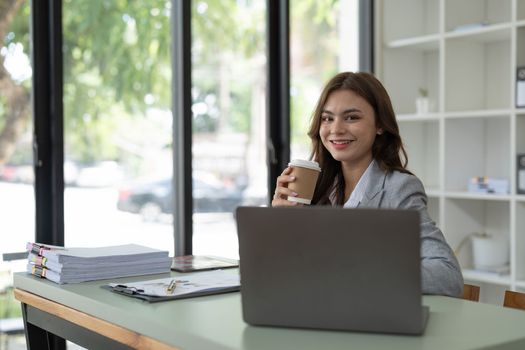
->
[[15, 288, 180, 350]]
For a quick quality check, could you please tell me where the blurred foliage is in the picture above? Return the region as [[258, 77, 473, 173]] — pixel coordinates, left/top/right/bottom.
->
[[1, 0, 343, 166], [61, 0, 173, 163], [290, 0, 340, 155], [0, 289, 22, 318]]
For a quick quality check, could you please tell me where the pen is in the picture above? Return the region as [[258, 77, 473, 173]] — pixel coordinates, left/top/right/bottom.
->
[[166, 279, 176, 294]]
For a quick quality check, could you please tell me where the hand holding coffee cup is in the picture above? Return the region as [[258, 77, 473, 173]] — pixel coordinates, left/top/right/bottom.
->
[[272, 159, 321, 206]]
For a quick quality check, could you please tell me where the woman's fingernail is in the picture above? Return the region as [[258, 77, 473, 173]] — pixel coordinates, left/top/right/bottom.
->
[[290, 176, 295, 181], [291, 192, 298, 196]]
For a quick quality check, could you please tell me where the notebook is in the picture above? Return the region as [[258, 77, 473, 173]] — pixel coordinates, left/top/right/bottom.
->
[[171, 255, 238, 272], [236, 206, 429, 335]]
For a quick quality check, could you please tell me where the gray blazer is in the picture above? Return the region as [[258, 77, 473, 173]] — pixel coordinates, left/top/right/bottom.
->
[[358, 161, 464, 297]]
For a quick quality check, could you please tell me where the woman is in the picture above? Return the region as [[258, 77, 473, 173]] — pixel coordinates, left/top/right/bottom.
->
[[272, 72, 463, 297]]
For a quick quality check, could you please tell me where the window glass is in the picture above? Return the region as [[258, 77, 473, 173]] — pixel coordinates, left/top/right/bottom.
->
[[191, 0, 267, 259], [62, 1, 174, 254], [0, 0, 32, 345], [290, 0, 359, 160]]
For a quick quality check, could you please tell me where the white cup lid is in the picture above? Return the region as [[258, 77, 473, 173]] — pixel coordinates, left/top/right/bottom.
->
[[288, 159, 321, 172]]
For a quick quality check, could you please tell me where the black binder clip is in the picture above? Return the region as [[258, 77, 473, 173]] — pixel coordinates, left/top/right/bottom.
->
[[113, 284, 144, 295]]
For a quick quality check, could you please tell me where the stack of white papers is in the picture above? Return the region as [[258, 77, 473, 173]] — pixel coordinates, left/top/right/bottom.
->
[[26, 243, 171, 284]]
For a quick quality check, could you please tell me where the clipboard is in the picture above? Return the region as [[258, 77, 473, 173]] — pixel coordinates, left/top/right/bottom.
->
[[104, 270, 240, 303]]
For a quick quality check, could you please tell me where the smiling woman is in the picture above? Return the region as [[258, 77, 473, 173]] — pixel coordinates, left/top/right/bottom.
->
[[306, 72, 409, 206], [272, 71, 464, 298]]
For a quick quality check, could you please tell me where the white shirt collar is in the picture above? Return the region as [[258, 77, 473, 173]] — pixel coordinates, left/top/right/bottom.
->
[[343, 159, 375, 208]]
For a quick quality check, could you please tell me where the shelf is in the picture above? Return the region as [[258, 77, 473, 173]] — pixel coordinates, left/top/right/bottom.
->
[[444, 192, 511, 201], [396, 113, 440, 122], [445, 0, 512, 32], [382, 47, 439, 114], [387, 34, 440, 51], [382, 0, 439, 43], [463, 269, 511, 286], [425, 188, 440, 198], [516, 116, 525, 159], [397, 110, 513, 121], [445, 23, 512, 42], [445, 35, 511, 111], [377, 0, 521, 300], [519, 0, 525, 22], [518, 28, 525, 88], [445, 118, 510, 192], [443, 109, 511, 119], [444, 199, 510, 271], [400, 120, 439, 189], [516, 202, 525, 281], [516, 281, 525, 289]]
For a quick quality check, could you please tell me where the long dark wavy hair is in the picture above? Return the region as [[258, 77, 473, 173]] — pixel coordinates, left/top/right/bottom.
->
[[308, 72, 411, 205]]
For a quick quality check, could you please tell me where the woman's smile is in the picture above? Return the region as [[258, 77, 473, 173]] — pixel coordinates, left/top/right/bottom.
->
[[329, 139, 354, 150]]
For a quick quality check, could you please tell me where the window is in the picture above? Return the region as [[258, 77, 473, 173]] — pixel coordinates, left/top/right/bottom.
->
[[27, 0, 365, 264], [191, 0, 268, 259], [62, 0, 174, 254], [290, 0, 360, 160], [0, 0, 32, 345]]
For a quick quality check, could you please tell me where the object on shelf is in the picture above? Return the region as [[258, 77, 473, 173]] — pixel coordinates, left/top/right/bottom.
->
[[518, 154, 525, 194], [415, 87, 432, 114], [517, 67, 525, 108], [471, 233, 509, 270], [467, 176, 509, 194], [452, 21, 489, 33]]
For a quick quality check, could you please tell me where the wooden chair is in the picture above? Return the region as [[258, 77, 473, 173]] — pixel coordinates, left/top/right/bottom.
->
[[503, 290, 525, 310], [462, 283, 480, 302]]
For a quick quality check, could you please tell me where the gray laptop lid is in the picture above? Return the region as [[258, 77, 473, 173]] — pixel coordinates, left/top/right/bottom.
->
[[236, 206, 428, 335]]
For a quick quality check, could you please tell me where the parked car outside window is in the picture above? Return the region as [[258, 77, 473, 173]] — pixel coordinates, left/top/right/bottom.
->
[[117, 172, 243, 222]]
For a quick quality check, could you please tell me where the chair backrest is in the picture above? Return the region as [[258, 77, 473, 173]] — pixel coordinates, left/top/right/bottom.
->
[[2, 252, 27, 262], [0, 251, 27, 341], [1, 252, 27, 289], [462, 284, 480, 302], [1, 252, 27, 290], [503, 290, 525, 310]]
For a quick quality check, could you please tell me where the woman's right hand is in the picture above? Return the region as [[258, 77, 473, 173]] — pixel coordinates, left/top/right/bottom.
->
[[271, 167, 299, 207]]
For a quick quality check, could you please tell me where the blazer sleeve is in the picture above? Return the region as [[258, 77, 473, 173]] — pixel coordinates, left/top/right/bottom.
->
[[383, 172, 464, 297]]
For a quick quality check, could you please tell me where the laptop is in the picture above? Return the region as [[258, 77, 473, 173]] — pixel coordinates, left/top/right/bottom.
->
[[236, 206, 429, 335]]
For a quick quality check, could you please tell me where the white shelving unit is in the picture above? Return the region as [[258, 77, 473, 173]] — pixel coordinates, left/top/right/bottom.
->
[[375, 0, 525, 303]]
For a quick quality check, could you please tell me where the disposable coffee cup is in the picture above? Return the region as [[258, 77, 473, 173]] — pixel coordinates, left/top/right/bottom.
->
[[287, 159, 321, 205]]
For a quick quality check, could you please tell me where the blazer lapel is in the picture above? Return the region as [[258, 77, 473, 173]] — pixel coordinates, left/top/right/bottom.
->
[[358, 161, 387, 208]]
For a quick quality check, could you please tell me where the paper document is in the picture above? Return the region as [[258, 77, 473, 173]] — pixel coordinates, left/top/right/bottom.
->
[[105, 270, 240, 302], [26, 243, 171, 284], [39, 244, 169, 263]]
